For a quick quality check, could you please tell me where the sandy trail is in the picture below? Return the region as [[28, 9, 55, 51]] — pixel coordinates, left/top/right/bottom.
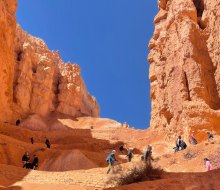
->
[[1, 117, 220, 189]]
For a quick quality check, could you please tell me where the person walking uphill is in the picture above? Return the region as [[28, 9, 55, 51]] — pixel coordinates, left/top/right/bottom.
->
[[106, 150, 117, 174], [143, 145, 152, 161], [126, 148, 133, 162], [45, 137, 51, 149]]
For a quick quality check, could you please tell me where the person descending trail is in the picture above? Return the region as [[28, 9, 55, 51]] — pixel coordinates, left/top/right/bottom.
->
[[22, 152, 30, 168], [31, 137, 34, 144], [190, 131, 198, 145], [32, 155, 39, 170], [126, 148, 133, 162], [45, 137, 51, 148], [106, 150, 117, 174], [207, 132, 214, 142], [204, 158, 212, 171]]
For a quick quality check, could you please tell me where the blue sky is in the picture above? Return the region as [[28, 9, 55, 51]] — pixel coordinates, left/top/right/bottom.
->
[[17, 0, 158, 129]]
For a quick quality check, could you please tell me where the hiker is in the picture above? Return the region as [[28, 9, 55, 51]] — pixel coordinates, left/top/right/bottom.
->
[[180, 140, 187, 150], [207, 132, 214, 142], [106, 150, 117, 174], [142, 145, 152, 163], [175, 136, 182, 152], [31, 137, 34, 144], [126, 148, 133, 162], [119, 145, 126, 154], [45, 137, 51, 149], [204, 158, 212, 171], [190, 131, 198, 145], [32, 155, 39, 170], [22, 152, 30, 168], [16, 119, 20, 126], [23, 161, 33, 169]]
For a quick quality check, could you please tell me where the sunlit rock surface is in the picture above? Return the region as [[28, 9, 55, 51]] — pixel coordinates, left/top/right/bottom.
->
[[148, 0, 220, 140], [0, 0, 99, 123]]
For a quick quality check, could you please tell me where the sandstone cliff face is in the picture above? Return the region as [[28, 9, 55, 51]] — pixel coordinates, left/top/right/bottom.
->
[[148, 0, 220, 139], [0, 0, 17, 121], [0, 0, 99, 123]]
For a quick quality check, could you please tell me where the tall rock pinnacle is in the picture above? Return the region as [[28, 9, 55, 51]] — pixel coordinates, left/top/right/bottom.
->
[[148, 0, 220, 139], [0, 0, 99, 123]]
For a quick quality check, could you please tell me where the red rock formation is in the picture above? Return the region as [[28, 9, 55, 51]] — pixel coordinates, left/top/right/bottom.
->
[[0, 0, 99, 123], [148, 0, 220, 139], [0, 0, 17, 122]]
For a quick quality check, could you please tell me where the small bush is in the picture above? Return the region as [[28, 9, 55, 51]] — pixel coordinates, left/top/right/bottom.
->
[[107, 160, 163, 186], [184, 151, 197, 159]]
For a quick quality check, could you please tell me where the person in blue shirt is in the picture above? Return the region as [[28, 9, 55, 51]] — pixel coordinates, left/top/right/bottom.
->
[[106, 150, 117, 174]]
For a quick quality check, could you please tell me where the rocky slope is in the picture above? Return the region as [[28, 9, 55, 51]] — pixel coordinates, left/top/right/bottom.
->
[[148, 0, 220, 140], [1, 119, 220, 189], [0, 0, 99, 124], [1, 0, 220, 190]]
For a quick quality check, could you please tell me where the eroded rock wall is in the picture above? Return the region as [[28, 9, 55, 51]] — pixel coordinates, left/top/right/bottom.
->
[[0, 0, 99, 123], [0, 0, 17, 122], [148, 0, 220, 139]]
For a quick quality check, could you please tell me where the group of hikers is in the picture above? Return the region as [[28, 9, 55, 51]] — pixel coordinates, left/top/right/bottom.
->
[[17, 116, 214, 173], [106, 130, 215, 174], [22, 152, 39, 169], [175, 131, 214, 152], [21, 137, 51, 170], [106, 144, 152, 174], [174, 131, 214, 171]]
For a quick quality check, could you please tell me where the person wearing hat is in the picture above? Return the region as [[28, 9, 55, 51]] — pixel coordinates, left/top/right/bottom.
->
[[106, 150, 117, 174]]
